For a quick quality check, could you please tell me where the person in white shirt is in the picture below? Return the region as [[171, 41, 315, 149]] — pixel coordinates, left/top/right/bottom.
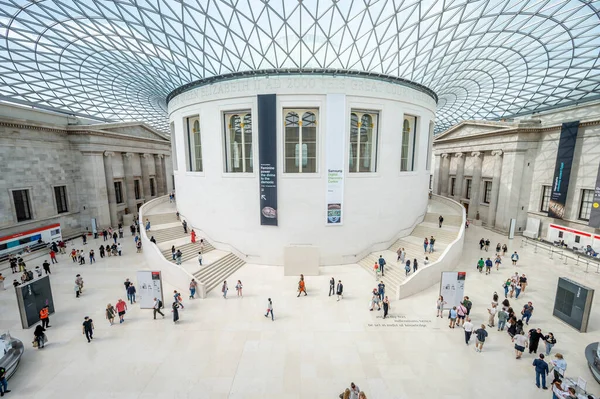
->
[[463, 318, 474, 345], [198, 251, 203, 266], [512, 333, 528, 359], [349, 382, 360, 399], [488, 304, 497, 327], [117, 242, 122, 256]]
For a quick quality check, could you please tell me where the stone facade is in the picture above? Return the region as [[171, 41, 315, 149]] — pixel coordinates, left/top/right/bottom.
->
[[432, 100, 600, 237], [0, 104, 172, 238]]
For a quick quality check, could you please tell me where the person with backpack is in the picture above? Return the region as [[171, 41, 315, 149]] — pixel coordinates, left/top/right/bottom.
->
[[153, 297, 164, 319], [462, 296, 472, 316], [378, 255, 386, 276]]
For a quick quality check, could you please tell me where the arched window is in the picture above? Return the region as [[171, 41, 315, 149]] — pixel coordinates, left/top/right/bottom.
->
[[224, 111, 253, 173], [349, 111, 378, 172], [184, 115, 202, 172], [401, 116, 417, 172], [284, 109, 318, 173]]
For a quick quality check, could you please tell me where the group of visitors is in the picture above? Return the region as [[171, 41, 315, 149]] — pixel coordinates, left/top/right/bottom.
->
[[339, 382, 368, 399]]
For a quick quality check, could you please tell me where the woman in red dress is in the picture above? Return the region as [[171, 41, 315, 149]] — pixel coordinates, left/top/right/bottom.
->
[[191, 229, 196, 243]]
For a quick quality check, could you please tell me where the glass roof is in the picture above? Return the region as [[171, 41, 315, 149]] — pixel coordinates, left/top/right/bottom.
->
[[0, 0, 599, 133]]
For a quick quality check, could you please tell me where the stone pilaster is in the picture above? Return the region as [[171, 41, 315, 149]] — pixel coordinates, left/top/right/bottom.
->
[[140, 153, 152, 200], [487, 150, 503, 227], [122, 152, 137, 214], [454, 152, 465, 201], [154, 154, 165, 196], [467, 152, 482, 220], [440, 153, 450, 197], [103, 151, 118, 226]]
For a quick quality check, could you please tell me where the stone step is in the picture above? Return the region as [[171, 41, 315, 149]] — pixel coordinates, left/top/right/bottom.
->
[[161, 241, 216, 263], [150, 226, 188, 243], [193, 253, 246, 294], [411, 226, 458, 242], [146, 213, 179, 225], [423, 213, 462, 226]]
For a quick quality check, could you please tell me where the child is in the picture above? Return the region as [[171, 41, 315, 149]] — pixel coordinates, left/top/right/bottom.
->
[[373, 262, 380, 280]]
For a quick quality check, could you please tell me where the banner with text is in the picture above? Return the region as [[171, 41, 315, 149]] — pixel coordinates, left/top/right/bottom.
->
[[326, 94, 346, 225], [589, 162, 600, 228], [548, 121, 579, 219], [258, 94, 278, 226]]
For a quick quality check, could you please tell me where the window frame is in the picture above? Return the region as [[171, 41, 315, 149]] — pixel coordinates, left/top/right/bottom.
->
[[483, 181, 492, 204], [134, 179, 141, 200], [540, 185, 552, 213], [400, 115, 418, 172], [11, 188, 33, 222], [578, 189, 594, 221], [465, 178, 472, 200], [223, 110, 253, 173], [184, 115, 203, 172], [53, 185, 69, 214], [348, 110, 379, 173], [150, 177, 156, 197], [450, 177, 456, 196], [114, 181, 124, 204], [283, 108, 319, 174]]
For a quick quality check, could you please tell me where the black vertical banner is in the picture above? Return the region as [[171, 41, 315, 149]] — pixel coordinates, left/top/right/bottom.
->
[[258, 94, 278, 226], [548, 121, 579, 219], [588, 162, 600, 228]]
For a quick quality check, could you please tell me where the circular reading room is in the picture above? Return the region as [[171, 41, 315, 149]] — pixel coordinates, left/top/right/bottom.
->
[[168, 70, 437, 265]]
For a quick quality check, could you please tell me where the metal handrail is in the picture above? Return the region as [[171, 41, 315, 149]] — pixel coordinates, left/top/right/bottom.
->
[[521, 236, 600, 273]]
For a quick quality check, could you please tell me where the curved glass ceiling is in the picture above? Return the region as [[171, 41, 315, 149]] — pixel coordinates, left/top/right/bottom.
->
[[1, 0, 599, 133]]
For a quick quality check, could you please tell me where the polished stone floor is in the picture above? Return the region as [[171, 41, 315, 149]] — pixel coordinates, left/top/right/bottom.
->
[[1, 222, 599, 398]]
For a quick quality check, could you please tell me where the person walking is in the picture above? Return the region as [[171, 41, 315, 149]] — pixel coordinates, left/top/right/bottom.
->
[[551, 353, 567, 382], [487, 304, 497, 327], [496, 243, 501, 253], [474, 324, 488, 352], [175, 249, 182, 265], [0, 366, 10, 396], [438, 215, 444, 228], [519, 274, 528, 292], [529, 328, 544, 354], [49, 250, 57, 264], [297, 276, 307, 297], [127, 284, 137, 304], [449, 306, 457, 328], [118, 226, 124, 238], [463, 317, 474, 345], [75, 274, 84, 296], [198, 251, 203, 266], [82, 316, 94, 343], [502, 244, 508, 256], [182, 220, 188, 234], [485, 258, 493, 275], [221, 281, 228, 299], [543, 332, 557, 355], [173, 290, 184, 309], [396, 247, 402, 262], [370, 289, 381, 311], [377, 281, 385, 300], [153, 298, 164, 319], [405, 260, 410, 276], [171, 246, 176, 261], [382, 296, 391, 319], [399, 248, 406, 263], [522, 302, 534, 325], [99, 245, 105, 258], [429, 236, 435, 253], [115, 299, 127, 323], [413, 258, 418, 273], [130, 224, 136, 236], [112, 232, 118, 244], [532, 354, 549, 389], [189, 279, 198, 299], [336, 280, 344, 301], [89, 249, 95, 264], [145, 219, 151, 231], [436, 296, 446, 317], [235, 280, 243, 297], [39, 305, 50, 328], [378, 255, 386, 277], [494, 254, 502, 271], [33, 325, 46, 349], [497, 307, 508, 331], [191, 229, 196, 243], [477, 258, 484, 273], [484, 239, 490, 252], [423, 237, 429, 254], [106, 303, 116, 325], [511, 251, 519, 265], [42, 260, 51, 275], [479, 238, 485, 250], [264, 298, 274, 321], [329, 277, 335, 296], [456, 302, 467, 327], [124, 278, 131, 295], [463, 296, 472, 316], [513, 331, 528, 359], [172, 302, 180, 323]]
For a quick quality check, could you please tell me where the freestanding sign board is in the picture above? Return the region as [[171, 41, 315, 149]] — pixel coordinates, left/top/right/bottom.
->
[[15, 275, 55, 329], [440, 271, 466, 310], [136, 271, 163, 309]]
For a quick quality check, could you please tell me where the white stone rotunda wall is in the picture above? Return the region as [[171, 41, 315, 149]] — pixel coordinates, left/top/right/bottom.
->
[[168, 74, 437, 265]]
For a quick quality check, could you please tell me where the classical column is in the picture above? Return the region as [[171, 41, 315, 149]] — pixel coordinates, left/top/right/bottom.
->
[[140, 153, 152, 200], [154, 154, 165, 196], [160, 155, 168, 194], [440, 153, 451, 197], [487, 150, 503, 227], [103, 151, 118, 227], [122, 152, 137, 214], [164, 155, 174, 194], [467, 152, 482, 220], [433, 154, 442, 195], [454, 152, 465, 201]]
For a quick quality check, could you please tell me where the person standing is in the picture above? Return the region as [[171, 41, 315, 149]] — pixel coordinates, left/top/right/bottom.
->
[[543, 332, 557, 355], [479, 238, 485, 250], [532, 354, 549, 389], [189, 279, 198, 299], [171, 246, 176, 261], [115, 299, 127, 323], [378, 255, 386, 277], [474, 325, 488, 352], [370, 289, 381, 311], [512, 331, 528, 359], [82, 316, 94, 343], [456, 302, 467, 327], [423, 238, 429, 254], [221, 281, 228, 299], [496, 243, 501, 253], [81, 233, 87, 246], [130, 224, 136, 236], [405, 261, 410, 276], [127, 284, 136, 304], [438, 215, 444, 228], [172, 302, 180, 323], [511, 251, 519, 265], [198, 251, 203, 266], [487, 304, 497, 327], [182, 220, 188, 234], [477, 258, 484, 273], [502, 244, 508, 256], [118, 226, 124, 238], [399, 248, 406, 263], [235, 280, 243, 297], [173, 290, 184, 309], [99, 245, 105, 258], [463, 296, 472, 316], [413, 258, 418, 273], [329, 277, 335, 296], [75, 274, 84, 296], [449, 306, 457, 328], [497, 308, 508, 331], [153, 298, 164, 319], [336, 280, 344, 301], [463, 317, 474, 345], [382, 296, 391, 319], [529, 328, 544, 354], [106, 303, 116, 325], [484, 239, 490, 252], [117, 243, 122, 256], [42, 260, 51, 275], [39, 305, 51, 328], [112, 232, 118, 244], [145, 219, 151, 231], [33, 325, 45, 349], [436, 296, 446, 317], [377, 281, 385, 300], [551, 353, 567, 382], [124, 278, 132, 299], [264, 298, 274, 321], [429, 236, 435, 253], [396, 247, 402, 261], [519, 274, 528, 292], [49, 250, 57, 264], [522, 302, 534, 325], [176, 249, 182, 265], [89, 249, 95, 264]]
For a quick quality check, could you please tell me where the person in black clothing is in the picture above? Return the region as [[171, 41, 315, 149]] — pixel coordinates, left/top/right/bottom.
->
[[479, 238, 485, 250], [42, 260, 51, 275], [82, 317, 94, 342], [50, 242, 59, 254], [329, 277, 335, 296], [99, 245, 105, 258], [33, 325, 45, 349], [9, 257, 17, 274], [182, 220, 188, 234], [150, 236, 156, 244], [112, 232, 118, 244], [81, 233, 87, 245], [336, 280, 344, 301], [0, 365, 11, 396], [529, 327, 544, 354], [438, 215, 444, 228], [130, 224, 136, 236]]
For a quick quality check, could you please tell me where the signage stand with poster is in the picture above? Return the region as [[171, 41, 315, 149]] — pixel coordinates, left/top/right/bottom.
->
[[136, 271, 163, 309], [440, 271, 466, 310]]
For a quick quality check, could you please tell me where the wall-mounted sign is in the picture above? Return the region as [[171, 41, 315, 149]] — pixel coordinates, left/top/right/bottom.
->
[[548, 121, 579, 219], [326, 94, 345, 225], [258, 94, 278, 226]]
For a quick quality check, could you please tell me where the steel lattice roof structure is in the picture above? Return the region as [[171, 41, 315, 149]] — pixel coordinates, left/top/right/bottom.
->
[[1, 0, 599, 133]]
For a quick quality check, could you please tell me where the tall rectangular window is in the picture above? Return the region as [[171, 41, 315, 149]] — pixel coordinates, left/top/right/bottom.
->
[[284, 109, 318, 173], [54, 186, 68, 213], [450, 177, 456, 196], [12, 189, 32, 222], [465, 179, 472, 199], [224, 111, 253, 173], [114, 182, 123, 204], [540, 185, 551, 212], [134, 180, 141, 200], [349, 110, 378, 173], [401, 115, 417, 171], [483, 181, 492, 204], [185, 116, 202, 172], [579, 189, 594, 221], [150, 178, 156, 197]]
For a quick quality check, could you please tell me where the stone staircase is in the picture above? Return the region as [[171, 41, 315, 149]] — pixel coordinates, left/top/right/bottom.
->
[[150, 226, 187, 243], [146, 212, 178, 225], [160, 241, 216, 263], [193, 253, 246, 294]]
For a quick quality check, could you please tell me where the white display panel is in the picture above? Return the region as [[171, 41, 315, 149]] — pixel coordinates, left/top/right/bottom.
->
[[325, 93, 346, 225], [136, 271, 163, 309], [440, 271, 466, 310]]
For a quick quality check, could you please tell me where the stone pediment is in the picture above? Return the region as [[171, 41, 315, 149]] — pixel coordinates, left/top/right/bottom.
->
[[434, 121, 514, 142], [95, 122, 170, 142]]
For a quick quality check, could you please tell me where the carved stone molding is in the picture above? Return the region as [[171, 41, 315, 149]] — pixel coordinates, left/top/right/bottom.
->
[[454, 152, 464, 158], [104, 151, 115, 157], [440, 153, 449, 159], [491, 150, 503, 156], [470, 151, 481, 158]]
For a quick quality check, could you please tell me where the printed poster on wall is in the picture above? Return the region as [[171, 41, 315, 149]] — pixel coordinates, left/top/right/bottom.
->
[[136, 271, 163, 309], [258, 94, 278, 226], [588, 162, 600, 228], [326, 94, 345, 225], [548, 121, 579, 219], [439, 271, 466, 310]]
